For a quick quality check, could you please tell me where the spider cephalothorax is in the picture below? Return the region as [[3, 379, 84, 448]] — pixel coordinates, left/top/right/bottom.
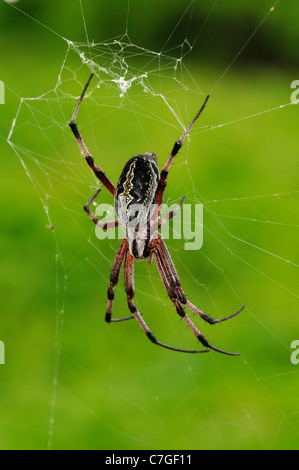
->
[[69, 73, 244, 355]]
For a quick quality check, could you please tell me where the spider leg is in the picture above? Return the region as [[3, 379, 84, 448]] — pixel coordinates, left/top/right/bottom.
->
[[158, 236, 244, 325], [124, 250, 209, 354], [149, 195, 185, 235], [155, 95, 209, 214], [185, 301, 245, 325], [105, 238, 136, 323], [153, 238, 242, 356], [157, 195, 185, 229], [84, 188, 119, 230], [69, 73, 116, 196]]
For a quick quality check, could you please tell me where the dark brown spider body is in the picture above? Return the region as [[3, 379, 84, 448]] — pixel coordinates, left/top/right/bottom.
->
[[115, 152, 160, 260], [69, 73, 245, 355]]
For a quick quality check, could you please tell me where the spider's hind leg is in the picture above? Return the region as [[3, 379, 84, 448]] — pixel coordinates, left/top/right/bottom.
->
[[69, 73, 116, 196]]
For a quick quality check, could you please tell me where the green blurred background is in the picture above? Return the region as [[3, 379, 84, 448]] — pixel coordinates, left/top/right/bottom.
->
[[0, 0, 298, 450]]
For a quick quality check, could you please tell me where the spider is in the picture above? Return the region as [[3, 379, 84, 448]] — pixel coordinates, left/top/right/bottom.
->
[[69, 73, 244, 355]]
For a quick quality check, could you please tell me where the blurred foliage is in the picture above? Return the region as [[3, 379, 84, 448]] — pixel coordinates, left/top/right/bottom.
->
[[0, 0, 299, 67]]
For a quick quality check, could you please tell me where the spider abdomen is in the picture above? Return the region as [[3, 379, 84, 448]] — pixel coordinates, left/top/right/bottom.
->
[[115, 152, 160, 259]]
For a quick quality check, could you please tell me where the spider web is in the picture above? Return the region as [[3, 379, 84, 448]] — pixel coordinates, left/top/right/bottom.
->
[[3, 0, 299, 450]]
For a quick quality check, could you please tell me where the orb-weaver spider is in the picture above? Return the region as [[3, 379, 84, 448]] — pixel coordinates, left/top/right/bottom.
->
[[69, 73, 244, 355]]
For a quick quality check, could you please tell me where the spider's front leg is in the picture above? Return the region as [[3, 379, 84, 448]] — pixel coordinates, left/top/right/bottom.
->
[[124, 250, 209, 354], [158, 237, 244, 325], [153, 237, 243, 356], [105, 238, 136, 323]]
